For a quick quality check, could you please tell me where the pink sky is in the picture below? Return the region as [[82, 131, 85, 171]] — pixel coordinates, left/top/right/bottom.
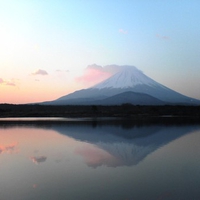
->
[[0, 64, 118, 104]]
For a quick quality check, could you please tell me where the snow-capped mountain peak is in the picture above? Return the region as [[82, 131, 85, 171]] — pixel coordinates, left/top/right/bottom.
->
[[91, 65, 157, 89], [43, 64, 200, 105]]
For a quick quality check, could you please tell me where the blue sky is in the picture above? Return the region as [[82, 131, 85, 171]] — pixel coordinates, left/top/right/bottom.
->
[[0, 0, 200, 103]]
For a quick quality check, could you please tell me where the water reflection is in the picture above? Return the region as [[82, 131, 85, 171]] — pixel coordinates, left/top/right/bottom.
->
[[0, 119, 200, 200], [51, 123, 200, 167], [0, 143, 18, 154], [30, 156, 47, 164]]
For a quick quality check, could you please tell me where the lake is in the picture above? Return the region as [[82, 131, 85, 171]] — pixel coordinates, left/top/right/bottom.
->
[[0, 118, 200, 200]]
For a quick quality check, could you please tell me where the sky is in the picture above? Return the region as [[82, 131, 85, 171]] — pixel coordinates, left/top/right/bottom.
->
[[0, 0, 200, 104]]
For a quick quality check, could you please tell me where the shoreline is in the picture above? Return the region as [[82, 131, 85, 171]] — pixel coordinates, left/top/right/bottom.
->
[[0, 104, 200, 126], [0, 104, 200, 118]]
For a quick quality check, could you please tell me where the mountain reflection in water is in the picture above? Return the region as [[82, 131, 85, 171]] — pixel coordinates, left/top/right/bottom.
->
[[0, 119, 200, 200], [51, 122, 200, 167]]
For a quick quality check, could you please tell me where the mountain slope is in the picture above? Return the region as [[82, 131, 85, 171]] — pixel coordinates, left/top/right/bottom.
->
[[90, 65, 199, 104], [44, 65, 200, 105], [49, 91, 164, 105], [90, 91, 165, 105]]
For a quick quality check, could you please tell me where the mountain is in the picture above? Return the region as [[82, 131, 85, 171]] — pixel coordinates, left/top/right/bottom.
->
[[43, 65, 200, 105]]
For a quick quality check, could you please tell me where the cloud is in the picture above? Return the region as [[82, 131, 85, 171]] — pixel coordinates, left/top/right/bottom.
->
[[103, 65, 126, 74], [31, 69, 48, 76], [75, 64, 134, 87], [30, 155, 47, 164], [86, 64, 133, 75], [119, 29, 128, 34], [75, 64, 112, 87], [5, 82, 16, 86], [156, 34, 170, 40], [0, 78, 16, 86], [87, 64, 104, 71]]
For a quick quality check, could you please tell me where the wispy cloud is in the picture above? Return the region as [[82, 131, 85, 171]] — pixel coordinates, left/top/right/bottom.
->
[[31, 69, 48, 76], [75, 64, 112, 87], [6, 82, 16, 86], [75, 64, 133, 87], [0, 78, 16, 86], [156, 34, 170, 40], [119, 29, 128, 34]]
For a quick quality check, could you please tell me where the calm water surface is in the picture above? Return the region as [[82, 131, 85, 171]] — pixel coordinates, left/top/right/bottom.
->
[[0, 118, 200, 200]]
